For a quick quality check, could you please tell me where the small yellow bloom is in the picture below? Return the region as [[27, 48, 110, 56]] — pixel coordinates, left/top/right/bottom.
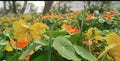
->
[[94, 35, 102, 41], [61, 24, 67, 30], [5, 43, 13, 52], [86, 27, 101, 38], [29, 50, 34, 55], [86, 27, 93, 38], [86, 27, 102, 43]]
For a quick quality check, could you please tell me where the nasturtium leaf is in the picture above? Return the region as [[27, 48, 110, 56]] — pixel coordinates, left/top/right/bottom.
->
[[74, 45, 96, 61], [0, 41, 9, 45], [34, 40, 48, 46], [105, 19, 111, 25], [46, 31, 68, 38], [7, 52, 21, 61], [30, 51, 53, 61], [0, 47, 3, 58], [98, 18, 105, 23], [113, 20, 118, 26], [68, 33, 85, 44], [103, 58, 114, 61], [53, 36, 81, 61]]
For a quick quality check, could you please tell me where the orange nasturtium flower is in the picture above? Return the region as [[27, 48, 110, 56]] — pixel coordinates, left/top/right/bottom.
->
[[13, 20, 47, 41], [106, 13, 113, 23], [101, 13, 113, 23], [33, 19, 39, 23], [101, 14, 106, 18], [106, 13, 111, 19], [86, 13, 94, 21], [71, 26, 79, 34], [110, 10, 116, 15], [61, 24, 80, 34], [75, 10, 80, 15], [5, 19, 10, 23], [118, 17, 120, 21], [10, 38, 16, 46], [104, 8, 108, 11], [10, 38, 28, 49], [17, 39, 28, 48]]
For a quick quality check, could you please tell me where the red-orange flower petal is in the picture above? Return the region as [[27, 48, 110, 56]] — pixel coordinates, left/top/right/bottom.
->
[[110, 10, 116, 15], [108, 19, 113, 23], [17, 39, 28, 48], [118, 17, 120, 21], [10, 38, 16, 46], [66, 25, 72, 32], [72, 26, 80, 34], [75, 10, 80, 15], [106, 13, 111, 19], [101, 14, 106, 18], [104, 8, 108, 11], [86, 14, 94, 21]]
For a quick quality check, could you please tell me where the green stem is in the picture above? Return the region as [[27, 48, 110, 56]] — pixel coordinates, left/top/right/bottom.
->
[[101, 53, 107, 61], [80, 16, 84, 34], [74, 14, 84, 45], [19, 42, 39, 61], [79, 15, 84, 43], [48, 26, 53, 61], [80, 10, 86, 33], [76, 21, 81, 33], [16, 39, 18, 61]]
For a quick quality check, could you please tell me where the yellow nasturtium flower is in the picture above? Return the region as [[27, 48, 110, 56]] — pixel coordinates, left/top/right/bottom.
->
[[13, 20, 28, 41], [5, 43, 13, 52], [29, 22, 47, 40], [13, 20, 47, 41], [94, 35, 102, 41], [61, 24, 67, 30], [106, 32, 120, 61], [86, 27, 102, 43]]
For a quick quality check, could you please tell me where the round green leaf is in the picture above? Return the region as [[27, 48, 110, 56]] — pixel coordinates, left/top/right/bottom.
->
[[53, 36, 81, 61], [98, 19, 105, 23], [74, 45, 96, 61], [0, 41, 9, 45]]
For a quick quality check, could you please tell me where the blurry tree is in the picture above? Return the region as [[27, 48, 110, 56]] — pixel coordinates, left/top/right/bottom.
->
[[12, 1, 17, 14], [3, 1, 7, 14], [43, 1, 54, 15], [16, 2, 22, 13], [20, 1, 27, 14], [83, 1, 112, 14], [51, 1, 71, 14], [3, 1, 12, 14], [3, 1, 28, 14], [27, 3, 38, 13], [0, 8, 4, 14]]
